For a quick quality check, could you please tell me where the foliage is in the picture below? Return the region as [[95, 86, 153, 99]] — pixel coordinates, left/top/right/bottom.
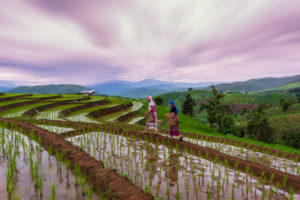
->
[[246, 112, 273, 143], [280, 128, 300, 148], [182, 93, 196, 117], [200, 86, 233, 134], [280, 98, 293, 112], [154, 96, 163, 106]]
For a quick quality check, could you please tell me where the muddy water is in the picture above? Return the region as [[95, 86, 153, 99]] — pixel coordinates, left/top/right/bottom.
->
[[183, 137, 300, 176], [36, 110, 64, 121], [0, 128, 99, 200], [67, 132, 299, 200], [106, 101, 143, 123], [36, 124, 74, 134], [66, 113, 100, 123], [128, 116, 144, 124]]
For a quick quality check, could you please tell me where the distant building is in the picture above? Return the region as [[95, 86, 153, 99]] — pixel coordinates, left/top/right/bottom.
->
[[78, 89, 96, 96]]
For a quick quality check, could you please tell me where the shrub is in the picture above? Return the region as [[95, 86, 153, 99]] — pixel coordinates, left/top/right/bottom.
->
[[281, 128, 300, 148], [154, 96, 163, 106]]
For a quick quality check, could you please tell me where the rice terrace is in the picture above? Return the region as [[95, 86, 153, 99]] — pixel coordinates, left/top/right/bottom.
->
[[0, 92, 299, 200], [1, 0, 300, 200]]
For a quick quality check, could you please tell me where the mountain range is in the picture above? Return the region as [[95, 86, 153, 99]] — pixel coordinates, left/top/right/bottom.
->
[[208, 74, 300, 92], [1, 74, 300, 98], [89, 79, 218, 98]]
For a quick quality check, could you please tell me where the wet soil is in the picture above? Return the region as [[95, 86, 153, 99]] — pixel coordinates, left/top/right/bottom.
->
[[88, 103, 133, 119], [10, 118, 300, 192], [68, 131, 296, 200], [0, 117, 154, 200], [0, 94, 32, 102], [59, 100, 108, 117], [0, 129, 99, 200], [0, 95, 61, 113]]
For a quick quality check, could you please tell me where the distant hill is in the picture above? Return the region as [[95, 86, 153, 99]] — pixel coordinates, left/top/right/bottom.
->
[[90, 79, 217, 98], [0, 86, 11, 92], [7, 84, 92, 94], [0, 80, 17, 92], [120, 87, 168, 98], [259, 82, 300, 92], [208, 74, 300, 92]]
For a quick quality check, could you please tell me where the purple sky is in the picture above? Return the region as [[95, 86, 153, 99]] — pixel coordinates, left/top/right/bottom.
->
[[0, 0, 300, 85]]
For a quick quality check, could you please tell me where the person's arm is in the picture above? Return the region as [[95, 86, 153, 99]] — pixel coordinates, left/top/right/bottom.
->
[[145, 106, 154, 114]]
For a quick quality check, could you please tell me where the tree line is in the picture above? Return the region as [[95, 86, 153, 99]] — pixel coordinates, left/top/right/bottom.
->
[[179, 86, 300, 148]]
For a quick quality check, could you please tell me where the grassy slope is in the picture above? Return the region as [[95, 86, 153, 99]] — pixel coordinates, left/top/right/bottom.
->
[[156, 106, 300, 154], [156, 105, 216, 134], [259, 82, 300, 92]]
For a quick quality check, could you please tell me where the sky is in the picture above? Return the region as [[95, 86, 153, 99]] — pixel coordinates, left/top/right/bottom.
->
[[0, 0, 300, 85]]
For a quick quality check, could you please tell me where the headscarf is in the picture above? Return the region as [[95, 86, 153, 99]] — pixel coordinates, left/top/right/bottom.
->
[[147, 96, 156, 111], [169, 100, 178, 115]]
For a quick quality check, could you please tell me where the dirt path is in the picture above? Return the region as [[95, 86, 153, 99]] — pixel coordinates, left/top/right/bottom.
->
[[0, 117, 153, 200]]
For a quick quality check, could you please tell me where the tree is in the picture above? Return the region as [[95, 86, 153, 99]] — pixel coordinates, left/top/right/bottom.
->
[[201, 85, 232, 131], [154, 96, 163, 106], [256, 103, 268, 114], [246, 112, 273, 143], [219, 115, 235, 134], [182, 94, 196, 117], [281, 128, 300, 148], [280, 98, 291, 112]]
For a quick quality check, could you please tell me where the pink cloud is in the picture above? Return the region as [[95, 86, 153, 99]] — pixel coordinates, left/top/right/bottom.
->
[[0, 0, 299, 84]]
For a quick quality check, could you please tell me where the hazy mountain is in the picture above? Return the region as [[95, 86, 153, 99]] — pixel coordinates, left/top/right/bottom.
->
[[7, 84, 92, 94], [208, 74, 300, 92], [120, 87, 168, 98], [0, 86, 11, 92], [90, 79, 217, 97], [0, 80, 17, 92]]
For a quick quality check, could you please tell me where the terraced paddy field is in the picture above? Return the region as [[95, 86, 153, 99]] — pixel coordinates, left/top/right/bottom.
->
[[0, 93, 299, 200]]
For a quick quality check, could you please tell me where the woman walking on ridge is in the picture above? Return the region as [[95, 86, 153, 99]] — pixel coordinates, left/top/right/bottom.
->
[[145, 96, 158, 134], [165, 100, 183, 140]]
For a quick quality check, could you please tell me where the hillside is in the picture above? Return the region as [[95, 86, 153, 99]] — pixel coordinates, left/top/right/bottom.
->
[[90, 79, 215, 98], [120, 87, 168, 98], [258, 82, 300, 92], [208, 74, 300, 92], [0, 86, 11, 92], [7, 84, 92, 94], [158, 89, 298, 123]]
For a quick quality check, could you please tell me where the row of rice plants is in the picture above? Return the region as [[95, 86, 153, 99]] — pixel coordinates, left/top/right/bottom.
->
[[0, 102, 54, 118], [0, 125, 100, 200], [183, 137, 300, 176], [66, 129, 299, 200]]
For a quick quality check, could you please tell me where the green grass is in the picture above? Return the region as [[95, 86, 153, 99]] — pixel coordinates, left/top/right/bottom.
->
[[0, 102, 54, 117], [67, 103, 119, 117], [0, 93, 29, 98], [0, 99, 36, 107], [156, 105, 216, 134], [259, 82, 300, 92], [155, 105, 300, 155]]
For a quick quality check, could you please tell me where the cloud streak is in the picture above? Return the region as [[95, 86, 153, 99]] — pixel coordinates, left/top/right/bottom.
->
[[0, 0, 300, 84]]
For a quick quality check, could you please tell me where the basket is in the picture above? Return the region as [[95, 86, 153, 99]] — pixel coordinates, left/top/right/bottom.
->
[[166, 112, 178, 126], [145, 112, 154, 123]]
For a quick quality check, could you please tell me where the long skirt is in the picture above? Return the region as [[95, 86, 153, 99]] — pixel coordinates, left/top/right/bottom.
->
[[169, 125, 180, 137]]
